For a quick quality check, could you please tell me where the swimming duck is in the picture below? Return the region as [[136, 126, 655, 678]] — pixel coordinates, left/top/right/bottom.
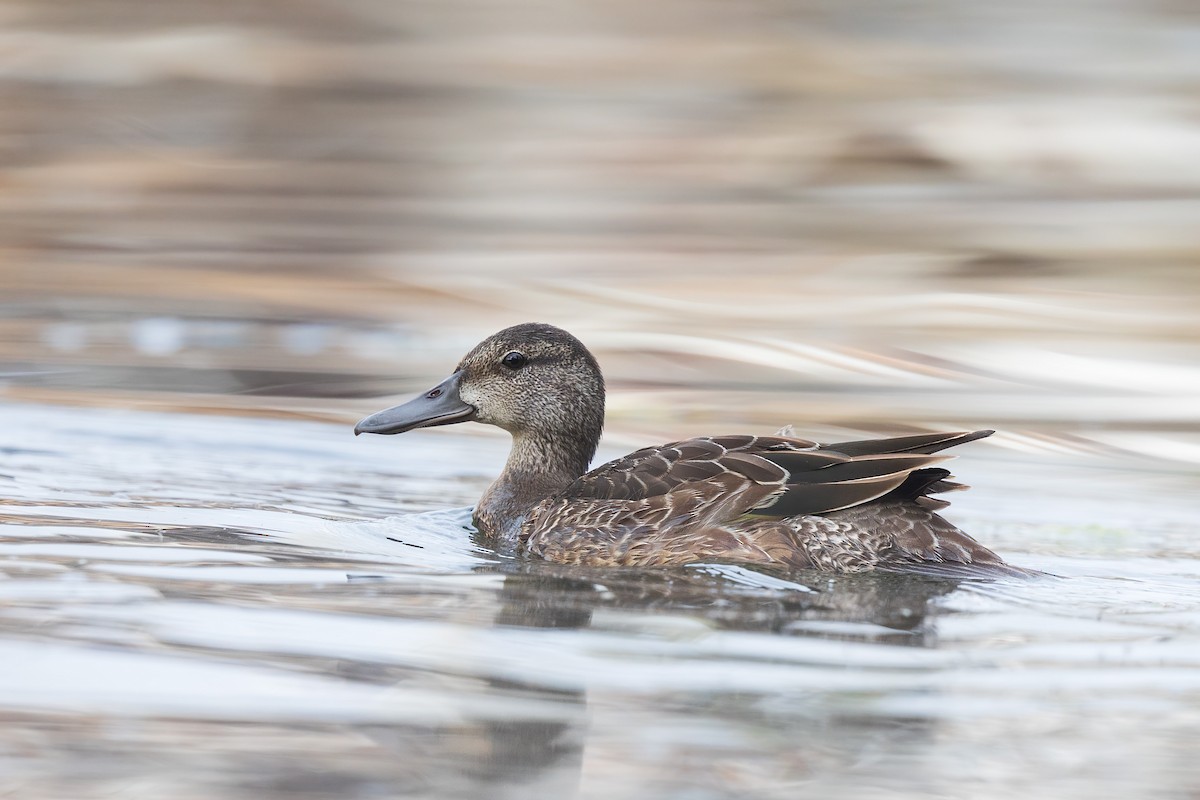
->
[[356, 323, 1024, 577]]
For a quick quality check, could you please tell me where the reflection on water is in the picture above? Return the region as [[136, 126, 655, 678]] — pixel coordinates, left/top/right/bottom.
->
[[2, 404, 1199, 799]]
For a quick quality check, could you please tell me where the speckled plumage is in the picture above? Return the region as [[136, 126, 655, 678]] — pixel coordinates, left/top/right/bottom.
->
[[518, 432, 1018, 575], [357, 323, 1027, 578]]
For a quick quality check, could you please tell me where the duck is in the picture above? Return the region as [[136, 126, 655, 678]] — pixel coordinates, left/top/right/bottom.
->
[[356, 323, 1027, 577]]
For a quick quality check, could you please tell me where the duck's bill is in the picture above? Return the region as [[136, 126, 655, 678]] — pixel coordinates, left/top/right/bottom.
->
[[354, 371, 475, 435]]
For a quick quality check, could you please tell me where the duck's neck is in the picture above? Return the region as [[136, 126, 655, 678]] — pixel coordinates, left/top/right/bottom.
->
[[474, 429, 596, 544]]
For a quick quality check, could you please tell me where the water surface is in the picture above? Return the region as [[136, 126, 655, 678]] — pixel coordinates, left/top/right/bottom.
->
[[2, 402, 1198, 799]]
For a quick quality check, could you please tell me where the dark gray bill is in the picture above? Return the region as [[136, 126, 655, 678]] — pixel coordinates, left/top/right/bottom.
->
[[354, 371, 475, 435]]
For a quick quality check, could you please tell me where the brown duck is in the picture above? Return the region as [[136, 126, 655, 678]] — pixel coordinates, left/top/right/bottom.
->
[[356, 323, 1026, 577]]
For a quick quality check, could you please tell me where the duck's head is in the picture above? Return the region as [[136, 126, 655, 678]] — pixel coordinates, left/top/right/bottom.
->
[[355, 323, 605, 452]]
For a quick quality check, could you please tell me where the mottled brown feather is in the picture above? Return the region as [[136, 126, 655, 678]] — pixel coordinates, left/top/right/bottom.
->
[[519, 429, 1023, 577]]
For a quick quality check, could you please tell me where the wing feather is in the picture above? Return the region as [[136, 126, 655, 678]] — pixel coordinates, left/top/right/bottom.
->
[[521, 428, 1019, 576], [824, 429, 994, 457], [750, 473, 911, 516]]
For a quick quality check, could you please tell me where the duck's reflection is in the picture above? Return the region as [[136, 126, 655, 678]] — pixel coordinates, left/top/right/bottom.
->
[[412, 559, 969, 797], [487, 559, 962, 646]]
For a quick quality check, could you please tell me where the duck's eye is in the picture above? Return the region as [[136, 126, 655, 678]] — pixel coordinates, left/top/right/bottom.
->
[[501, 351, 528, 370]]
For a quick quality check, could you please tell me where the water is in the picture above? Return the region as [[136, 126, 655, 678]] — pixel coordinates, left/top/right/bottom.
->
[[1, 401, 1198, 799]]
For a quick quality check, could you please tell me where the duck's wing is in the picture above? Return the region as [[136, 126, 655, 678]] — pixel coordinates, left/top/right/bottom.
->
[[821, 429, 994, 457], [559, 434, 951, 522], [527, 431, 1017, 575]]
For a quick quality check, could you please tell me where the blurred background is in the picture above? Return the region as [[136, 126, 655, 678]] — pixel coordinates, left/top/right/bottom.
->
[[2, 0, 1198, 460]]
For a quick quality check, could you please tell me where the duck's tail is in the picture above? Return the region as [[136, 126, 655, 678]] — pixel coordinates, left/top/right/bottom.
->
[[884, 467, 964, 511]]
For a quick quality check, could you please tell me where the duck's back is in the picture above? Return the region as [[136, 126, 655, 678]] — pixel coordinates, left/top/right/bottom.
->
[[519, 430, 1023, 576]]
